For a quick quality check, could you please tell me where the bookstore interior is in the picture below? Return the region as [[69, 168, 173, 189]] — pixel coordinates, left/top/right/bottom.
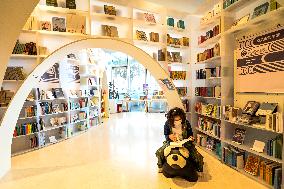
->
[[0, 0, 284, 188]]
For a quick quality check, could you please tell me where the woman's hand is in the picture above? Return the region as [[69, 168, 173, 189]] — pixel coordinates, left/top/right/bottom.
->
[[188, 136, 195, 141], [169, 134, 177, 142]]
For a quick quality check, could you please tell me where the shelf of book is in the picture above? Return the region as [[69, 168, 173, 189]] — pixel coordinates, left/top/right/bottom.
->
[[207, 77, 221, 80], [198, 33, 221, 48], [196, 144, 221, 161], [238, 169, 274, 189], [195, 112, 221, 120], [195, 56, 221, 65], [43, 124, 67, 132], [37, 5, 88, 15], [133, 19, 165, 29], [3, 80, 24, 83], [224, 120, 282, 134], [39, 111, 68, 116], [199, 14, 221, 31], [167, 26, 189, 33], [10, 54, 38, 59], [13, 131, 39, 139], [223, 7, 284, 36], [223, 139, 283, 164], [225, 164, 274, 189], [167, 44, 190, 50], [37, 30, 89, 38], [18, 116, 37, 120], [223, 0, 255, 13], [133, 40, 166, 47], [195, 96, 221, 100], [91, 13, 132, 23], [195, 127, 221, 141]]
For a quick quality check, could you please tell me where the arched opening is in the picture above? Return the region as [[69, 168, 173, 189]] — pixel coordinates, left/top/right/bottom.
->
[[0, 37, 183, 177]]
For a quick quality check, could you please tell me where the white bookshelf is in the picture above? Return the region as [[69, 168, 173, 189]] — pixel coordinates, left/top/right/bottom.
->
[[193, 1, 284, 188]]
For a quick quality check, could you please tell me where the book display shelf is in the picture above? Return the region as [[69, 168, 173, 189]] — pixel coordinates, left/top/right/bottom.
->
[[1, 0, 191, 157], [11, 51, 102, 156], [193, 1, 284, 188]]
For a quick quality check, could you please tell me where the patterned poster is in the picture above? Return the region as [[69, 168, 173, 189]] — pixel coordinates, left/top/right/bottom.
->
[[60, 59, 80, 89], [40, 63, 60, 83], [236, 27, 284, 93]]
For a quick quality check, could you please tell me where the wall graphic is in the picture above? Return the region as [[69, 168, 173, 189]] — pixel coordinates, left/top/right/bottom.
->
[[60, 59, 80, 89], [236, 26, 284, 93], [40, 63, 60, 83]]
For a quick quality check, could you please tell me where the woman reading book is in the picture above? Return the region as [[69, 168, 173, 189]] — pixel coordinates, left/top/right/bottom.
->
[[155, 107, 204, 173]]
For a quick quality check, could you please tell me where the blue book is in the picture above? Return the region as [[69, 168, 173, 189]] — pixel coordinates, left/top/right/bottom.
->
[[273, 168, 282, 189]]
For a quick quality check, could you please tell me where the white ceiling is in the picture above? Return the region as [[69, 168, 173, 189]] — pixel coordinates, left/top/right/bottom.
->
[[144, 0, 214, 14]]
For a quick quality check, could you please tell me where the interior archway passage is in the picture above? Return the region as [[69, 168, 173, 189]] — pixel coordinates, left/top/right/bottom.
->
[[0, 37, 184, 178]]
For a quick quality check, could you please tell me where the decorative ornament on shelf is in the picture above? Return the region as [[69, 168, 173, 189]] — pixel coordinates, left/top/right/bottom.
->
[[102, 25, 118, 37], [251, 2, 269, 19], [104, 5, 116, 16], [144, 13, 156, 23], [136, 30, 148, 41], [66, 0, 76, 9], [46, 0, 58, 7], [52, 17, 66, 32]]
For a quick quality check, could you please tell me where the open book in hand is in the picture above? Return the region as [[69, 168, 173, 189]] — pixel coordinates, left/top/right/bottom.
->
[[170, 138, 191, 147]]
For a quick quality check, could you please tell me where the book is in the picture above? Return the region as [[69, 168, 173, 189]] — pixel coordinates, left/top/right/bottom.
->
[[244, 155, 260, 176], [273, 168, 282, 189], [52, 17, 66, 32], [232, 128, 246, 144]]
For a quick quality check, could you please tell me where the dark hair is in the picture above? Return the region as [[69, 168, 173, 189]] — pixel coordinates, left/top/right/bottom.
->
[[166, 107, 186, 128]]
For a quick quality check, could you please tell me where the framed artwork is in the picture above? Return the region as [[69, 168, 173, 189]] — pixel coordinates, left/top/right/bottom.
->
[[251, 2, 269, 19]]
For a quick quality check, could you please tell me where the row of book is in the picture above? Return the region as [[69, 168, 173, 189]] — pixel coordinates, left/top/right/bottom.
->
[[223, 102, 283, 133], [195, 102, 222, 119], [24, 15, 86, 34], [170, 71, 187, 80], [13, 122, 39, 137], [197, 43, 220, 62], [24, 105, 37, 118], [176, 87, 187, 97], [167, 34, 190, 47], [198, 25, 220, 45], [196, 134, 222, 159], [195, 86, 221, 98], [196, 67, 221, 79], [197, 116, 221, 138], [223, 146, 245, 170], [266, 135, 282, 160], [260, 159, 282, 189]]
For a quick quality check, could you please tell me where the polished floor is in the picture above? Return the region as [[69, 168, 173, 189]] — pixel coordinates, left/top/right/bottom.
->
[[0, 112, 267, 189]]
